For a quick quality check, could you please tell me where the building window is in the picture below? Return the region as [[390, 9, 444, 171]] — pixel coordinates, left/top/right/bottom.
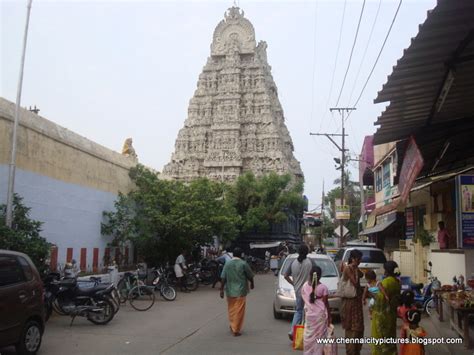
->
[[376, 167, 383, 192], [383, 161, 391, 188]]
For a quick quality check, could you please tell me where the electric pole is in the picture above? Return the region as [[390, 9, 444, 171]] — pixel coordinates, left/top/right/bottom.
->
[[310, 107, 355, 246], [320, 180, 325, 248]]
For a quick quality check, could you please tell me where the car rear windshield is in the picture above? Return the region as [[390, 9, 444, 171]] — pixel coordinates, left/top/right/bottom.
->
[[352, 250, 387, 264], [281, 257, 338, 278]]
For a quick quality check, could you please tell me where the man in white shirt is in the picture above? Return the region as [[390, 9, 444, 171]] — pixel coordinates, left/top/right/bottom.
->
[[174, 249, 188, 292]]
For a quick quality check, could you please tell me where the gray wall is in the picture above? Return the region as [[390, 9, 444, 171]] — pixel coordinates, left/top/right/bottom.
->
[[1, 164, 121, 269]]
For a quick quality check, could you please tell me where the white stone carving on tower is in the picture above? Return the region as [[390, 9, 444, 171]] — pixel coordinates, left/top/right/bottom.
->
[[162, 7, 303, 183]]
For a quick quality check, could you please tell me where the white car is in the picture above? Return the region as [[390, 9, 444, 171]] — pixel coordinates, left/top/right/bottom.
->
[[273, 253, 341, 319], [333, 245, 387, 286]]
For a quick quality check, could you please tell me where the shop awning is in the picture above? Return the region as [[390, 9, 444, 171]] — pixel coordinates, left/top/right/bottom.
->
[[359, 218, 396, 236], [249, 241, 282, 249], [373, 0, 474, 177]]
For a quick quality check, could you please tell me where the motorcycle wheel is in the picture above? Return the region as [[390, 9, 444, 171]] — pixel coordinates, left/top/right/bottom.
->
[[52, 299, 68, 316], [86, 298, 115, 325], [160, 284, 177, 301], [200, 270, 213, 285], [424, 298, 435, 316], [45, 302, 53, 322], [108, 288, 121, 314], [185, 274, 199, 291]]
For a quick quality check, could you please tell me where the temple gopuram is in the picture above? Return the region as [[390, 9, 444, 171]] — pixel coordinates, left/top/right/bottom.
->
[[162, 7, 303, 183]]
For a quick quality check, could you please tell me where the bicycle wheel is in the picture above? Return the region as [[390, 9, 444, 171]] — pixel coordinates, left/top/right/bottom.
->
[[129, 285, 155, 311], [160, 284, 177, 301], [116, 279, 129, 304]]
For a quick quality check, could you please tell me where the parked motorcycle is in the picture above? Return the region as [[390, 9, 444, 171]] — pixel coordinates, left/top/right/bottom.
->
[[245, 256, 269, 274], [151, 267, 177, 301], [401, 261, 441, 315], [165, 265, 198, 291], [43, 272, 117, 325], [196, 258, 218, 285]]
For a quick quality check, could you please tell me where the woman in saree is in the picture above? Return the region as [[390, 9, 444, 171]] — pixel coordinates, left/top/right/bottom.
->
[[371, 260, 401, 355], [301, 265, 331, 355], [341, 249, 364, 355]]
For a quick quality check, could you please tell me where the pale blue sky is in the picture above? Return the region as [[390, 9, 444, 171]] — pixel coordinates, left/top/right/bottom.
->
[[1, 0, 437, 209]]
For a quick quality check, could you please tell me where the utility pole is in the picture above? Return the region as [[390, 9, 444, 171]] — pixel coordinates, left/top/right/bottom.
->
[[6, 0, 33, 228], [310, 107, 355, 246], [320, 180, 325, 249]]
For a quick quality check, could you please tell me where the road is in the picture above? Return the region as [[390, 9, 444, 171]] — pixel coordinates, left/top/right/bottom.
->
[[34, 274, 293, 355], [2, 274, 472, 354]]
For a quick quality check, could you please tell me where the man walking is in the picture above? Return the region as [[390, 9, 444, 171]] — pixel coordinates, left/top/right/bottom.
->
[[220, 247, 254, 337], [284, 244, 312, 341], [174, 249, 189, 292]]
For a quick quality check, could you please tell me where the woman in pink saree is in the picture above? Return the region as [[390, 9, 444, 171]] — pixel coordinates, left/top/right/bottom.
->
[[301, 265, 332, 355]]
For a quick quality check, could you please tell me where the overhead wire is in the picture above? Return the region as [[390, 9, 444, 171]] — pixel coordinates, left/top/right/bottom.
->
[[347, 0, 382, 106], [309, 1, 341, 160], [334, 0, 366, 107], [319, 0, 348, 133], [309, 0, 319, 127], [347, 0, 403, 120]]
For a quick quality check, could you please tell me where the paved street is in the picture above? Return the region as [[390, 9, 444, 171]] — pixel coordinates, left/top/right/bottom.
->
[[2, 274, 472, 354]]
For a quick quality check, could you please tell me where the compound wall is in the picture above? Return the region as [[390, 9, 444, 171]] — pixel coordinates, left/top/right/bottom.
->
[[0, 97, 136, 270]]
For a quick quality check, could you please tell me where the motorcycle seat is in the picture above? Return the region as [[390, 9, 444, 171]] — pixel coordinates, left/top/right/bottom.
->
[[76, 283, 110, 296], [411, 283, 424, 291]]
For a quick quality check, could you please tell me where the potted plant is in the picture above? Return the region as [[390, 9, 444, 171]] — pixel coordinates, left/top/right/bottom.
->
[[415, 228, 435, 247]]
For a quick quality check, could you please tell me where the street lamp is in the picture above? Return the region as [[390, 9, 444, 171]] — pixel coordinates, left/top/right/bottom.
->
[[5, 0, 33, 228]]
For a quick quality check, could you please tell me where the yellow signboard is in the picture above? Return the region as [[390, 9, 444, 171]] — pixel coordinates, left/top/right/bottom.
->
[[336, 205, 350, 220]]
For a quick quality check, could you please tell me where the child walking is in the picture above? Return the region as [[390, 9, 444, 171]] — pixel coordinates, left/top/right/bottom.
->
[[398, 291, 417, 353], [401, 309, 427, 355]]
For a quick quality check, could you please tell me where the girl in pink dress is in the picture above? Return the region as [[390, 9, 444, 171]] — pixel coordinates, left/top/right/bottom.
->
[[301, 265, 334, 355]]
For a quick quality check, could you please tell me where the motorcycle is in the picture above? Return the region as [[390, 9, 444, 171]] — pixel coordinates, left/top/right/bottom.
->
[[151, 267, 177, 301], [165, 265, 198, 291], [401, 261, 441, 315], [196, 258, 218, 285], [43, 272, 117, 325]]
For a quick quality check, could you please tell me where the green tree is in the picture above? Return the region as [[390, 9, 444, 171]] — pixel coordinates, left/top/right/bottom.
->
[[227, 172, 306, 235], [102, 165, 240, 265], [0, 194, 50, 272]]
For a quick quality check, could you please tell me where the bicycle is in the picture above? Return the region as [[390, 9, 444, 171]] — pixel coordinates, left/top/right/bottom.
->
[[117, 269, 155, 311]]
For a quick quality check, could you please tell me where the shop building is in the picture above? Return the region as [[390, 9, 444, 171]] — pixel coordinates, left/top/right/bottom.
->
[[360, 0, 474, 284]]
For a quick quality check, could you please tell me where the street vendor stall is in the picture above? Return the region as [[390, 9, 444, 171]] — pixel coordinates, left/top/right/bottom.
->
[[439, 287, 474, 349]]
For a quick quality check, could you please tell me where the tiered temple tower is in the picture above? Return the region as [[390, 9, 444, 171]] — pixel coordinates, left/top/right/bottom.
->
[[162, 7, 303, 182]]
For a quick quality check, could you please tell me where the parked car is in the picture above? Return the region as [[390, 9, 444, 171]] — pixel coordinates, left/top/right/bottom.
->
[[333, 244, 387, 286], [0, 250, 45, 354], [273, 253, 340, 319], [325, 248, 339, 260]]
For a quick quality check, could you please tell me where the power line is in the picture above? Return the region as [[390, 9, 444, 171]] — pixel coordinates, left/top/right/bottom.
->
[[350, 0, 403, 112], [334, 0, 366, 107], [319, 0, 348, 132], [309, 0, 319, 125], [347, 0, 382, 106]]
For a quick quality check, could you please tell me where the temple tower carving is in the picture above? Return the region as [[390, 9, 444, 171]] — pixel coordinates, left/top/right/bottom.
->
[[162, 7, 303, 182]]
